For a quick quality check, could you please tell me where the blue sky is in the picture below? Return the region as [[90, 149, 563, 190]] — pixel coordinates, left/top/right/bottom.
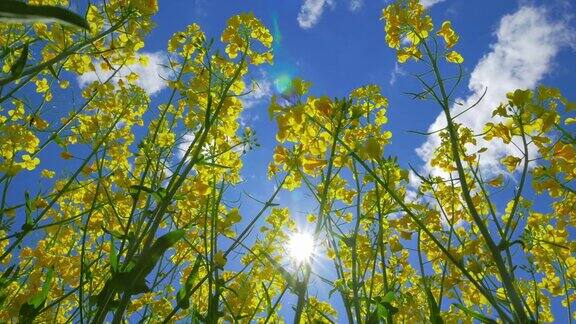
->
[[102, 0, 576, 321], [133, 0, 576, 179], [8, 0, 573, 321]]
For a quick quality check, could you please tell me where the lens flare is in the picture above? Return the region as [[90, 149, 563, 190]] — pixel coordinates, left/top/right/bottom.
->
[[272, 14, 282, 49], [274, 74, 292, 93], [268, 14, 296, 95], [287, 231, 315, 264]]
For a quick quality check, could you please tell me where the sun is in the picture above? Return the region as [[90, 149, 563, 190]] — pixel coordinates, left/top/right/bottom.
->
[[287, 231, 315, 264]]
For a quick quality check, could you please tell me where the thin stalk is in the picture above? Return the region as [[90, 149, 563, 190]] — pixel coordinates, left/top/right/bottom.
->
[[420, 37, 528, 322], [293, 106, 343, 324]]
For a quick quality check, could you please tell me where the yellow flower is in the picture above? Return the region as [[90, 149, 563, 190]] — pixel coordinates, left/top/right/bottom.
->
[[283, 172, 302, 191], [34, 198, 48, 209], [554, 142, 575, 161], [389, 236, 403, 252], [501, 155, 522, 172], [130, 0, 159, 15], [127, 72, 139, 84], [59, 80, 70, 89], [193, 179, 210, 196], [446, 50, 464, 64], [437, 21, 459, 48], [397, 45, 422, 63], [41, 169, 55, 178], [566, 257, 576, 279], [214, 251, 227, 268], [292, 78, 311, 96], [362, 137, 382, 161], [507, 88, 532, 107], [381, 0, 433, 64], [36, 77, 49, 93], [327, 248, 335, 259], [19, 154, 40, 170], [31, 117, 49, 130], [307, 213, 316, 223], [221, 13, 273, 65], [302, 156, 326, 175], [343, 213, 353, 222], [157, 132, 174, 147], [487, 174, 504, 187], [60, 151, 73, 160], [227, 208, 242, 224]]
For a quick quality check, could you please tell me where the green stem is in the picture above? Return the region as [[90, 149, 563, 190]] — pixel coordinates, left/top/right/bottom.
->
[[420, 38, 528, 322], [293, 106, 343, 324]]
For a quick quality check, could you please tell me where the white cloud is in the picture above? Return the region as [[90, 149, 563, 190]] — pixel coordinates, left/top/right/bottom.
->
[[349, 0, 363, 12], [241, 78, 273, 109], [420, 0, 446, 8], [416, 6, 571, 178], [177, 133, 196, 161], [77, 52, 170, 96], [389, 63, 406, 86], [296, 0, 365, 29], [297, 0, 333, 29]]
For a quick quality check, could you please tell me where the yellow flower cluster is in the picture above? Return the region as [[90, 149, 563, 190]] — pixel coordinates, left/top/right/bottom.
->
[[382, 0, 463, 64], [382, 0, 432, 62], [221, 13, 274, 65], [0, 102, 41, 175]]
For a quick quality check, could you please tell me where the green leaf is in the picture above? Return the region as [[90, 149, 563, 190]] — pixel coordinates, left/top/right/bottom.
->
[[261, 282, 272, 311], [172, 193, 186, 201], [176, 287, 189, 310], [453, 304, 497, 324], [30, 268, 53, 308], [153, 187, 167, 202], [141, 229, 186, 269], [176, 254, 202, 310], [10, 43, 28, 78], [190, 307, 205, 324], [109, 237, 118, 273], [367, 308, 380, 323], [19, 267, 53, 323], [376, 302, 388, 319], [118, 230, 185, 296], [381, 291, 395, 304], [22, 191, 34, 232], [91, 292, 120, 311], [423, 285, 443, 324], [0, 1, 89, 30], [96, 230, 185, 304], [109, 272, 150, 295]]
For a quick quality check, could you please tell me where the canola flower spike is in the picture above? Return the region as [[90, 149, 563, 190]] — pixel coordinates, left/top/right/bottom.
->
[[382, 0, 464, 64]]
